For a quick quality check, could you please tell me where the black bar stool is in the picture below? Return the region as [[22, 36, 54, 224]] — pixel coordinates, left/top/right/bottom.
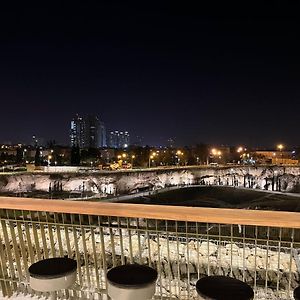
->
[[294, 286, 300, 300], [107, 264, 158, 300], [28, 257, 77, 300], [196, 275, 254, 300]]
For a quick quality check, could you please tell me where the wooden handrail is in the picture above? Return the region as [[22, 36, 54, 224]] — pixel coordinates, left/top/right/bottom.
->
[[0, 196, 300, 228]]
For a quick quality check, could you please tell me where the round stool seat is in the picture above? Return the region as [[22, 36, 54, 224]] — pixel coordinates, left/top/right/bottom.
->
[[107, 264, 158, 300], [196, 276, 254, 300], [294, 286, 300, 300], [29, 257, 77, 292]]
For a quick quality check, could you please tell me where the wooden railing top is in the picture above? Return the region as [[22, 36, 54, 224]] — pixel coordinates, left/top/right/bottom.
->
[[0, 196, 300, 228]]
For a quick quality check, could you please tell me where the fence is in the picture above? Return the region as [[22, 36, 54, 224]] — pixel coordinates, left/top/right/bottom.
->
[[0, 197, 300, 299]]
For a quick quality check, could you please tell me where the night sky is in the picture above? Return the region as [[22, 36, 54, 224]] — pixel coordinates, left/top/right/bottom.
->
[[1, 2, 300, 147]]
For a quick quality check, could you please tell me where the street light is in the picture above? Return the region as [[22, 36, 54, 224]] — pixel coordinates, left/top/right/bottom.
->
[[210, 148, 221, 164], [148, 152, 156, 168], [48, 155, 52, 167], [237, 146, 246, 164], [149, 155, 154, 168], [277, 144, 284, 164], [211, 148, 217, 156], [131, 155, 135, 168], [176, 150, 183, 166]]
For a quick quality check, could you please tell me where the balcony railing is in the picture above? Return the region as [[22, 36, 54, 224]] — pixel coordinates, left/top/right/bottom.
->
[[0, 197, 300, 299]]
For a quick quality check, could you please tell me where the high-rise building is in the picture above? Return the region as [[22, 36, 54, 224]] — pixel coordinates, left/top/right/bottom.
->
[[84, 115, 99, 148], [108, 130, 130, 148], [108, 131, 118, 148], [32, 135, 38, 147], [70, 114, 106, 148], [70, 114, 85, 148], [99, 121, 107, 148]]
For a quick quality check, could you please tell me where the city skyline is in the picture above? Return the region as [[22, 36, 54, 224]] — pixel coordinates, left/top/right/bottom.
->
[[1, 2, 300, 147]]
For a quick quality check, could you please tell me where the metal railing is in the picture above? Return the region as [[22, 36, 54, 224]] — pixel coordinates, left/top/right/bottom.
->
[[0, 197, 299, 299]]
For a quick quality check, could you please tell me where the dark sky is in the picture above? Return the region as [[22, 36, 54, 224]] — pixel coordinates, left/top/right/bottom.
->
[[1, 1, 300, 147]]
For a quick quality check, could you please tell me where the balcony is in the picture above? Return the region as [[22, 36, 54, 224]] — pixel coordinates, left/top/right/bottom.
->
[[0, 197, 299, 299]]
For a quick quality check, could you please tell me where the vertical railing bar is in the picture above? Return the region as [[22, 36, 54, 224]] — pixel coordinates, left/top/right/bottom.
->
[[54, 214, 68, 300], [0, 210, 11, 296], [254, 226, 258, 293], [206, 223, 210, 276], [37, 211, 49, 259], [80, 214, 91, 290], [16, 220, 29, 277], [287, 228, 295, 297], [117, 217, 125, 265], [186, 221, 190, 298], [64, 215, 75, 300], [127, 217, 134, 264], [218, 223, 222, 276], [0, 250, 9, 297], [89, 215, 100, 294], [54, 213, 64, 257], [98, 216, 108, 291], [165, 220, 172, 298], [0, 218, 18, 289], [13, 210, 27, 283], [7, 217, 23, 284], [62, 213, 72, 257], [176, 221, 181, 299], [71, 214, 84, 294], [230, 224, 233, 277], [146, 219, 152, 268], [62, 213, 75, 299], [108, 217, 116, 267], [196, 222, 200, 279], [25, 211, 39, 263], [12, 210, 26, 285], [265, 226, 270, 292], [46, 212, 56, 258], [276, 227, 282, 293], [136, 218, 142, 264], [264, 227, 270, 293], [155, 219, 163, 298], [242, 225, 246, 282]]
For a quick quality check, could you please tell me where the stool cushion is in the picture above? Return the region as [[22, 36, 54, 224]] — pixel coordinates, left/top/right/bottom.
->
[[107, 264, 158, 289], [196, 276, 254, 300], [294, 286, 300, 300], [29, 257, 77, 279]]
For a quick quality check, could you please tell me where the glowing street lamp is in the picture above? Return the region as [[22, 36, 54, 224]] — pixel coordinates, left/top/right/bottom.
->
[[48, 155, 52, 167], [237, 147, 243, 153], [131, 155, 135, 168], [211, 148, 217, 156], [277, 144, 283, 151], [149, 155, 154, 168], [176, 150, 183, 165], [277, 144, 284, 164]]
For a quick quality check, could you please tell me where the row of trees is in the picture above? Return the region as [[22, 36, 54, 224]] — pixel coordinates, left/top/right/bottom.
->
[[4, 143, 297, 168], [0, 144, 225, 167], [67, 144, 212, 167]]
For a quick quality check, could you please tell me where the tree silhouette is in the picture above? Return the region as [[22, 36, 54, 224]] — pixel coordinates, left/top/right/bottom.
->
[[71, 145, 81, 165], [34, 148, 42, 166], [15, 147, 23, 164]]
